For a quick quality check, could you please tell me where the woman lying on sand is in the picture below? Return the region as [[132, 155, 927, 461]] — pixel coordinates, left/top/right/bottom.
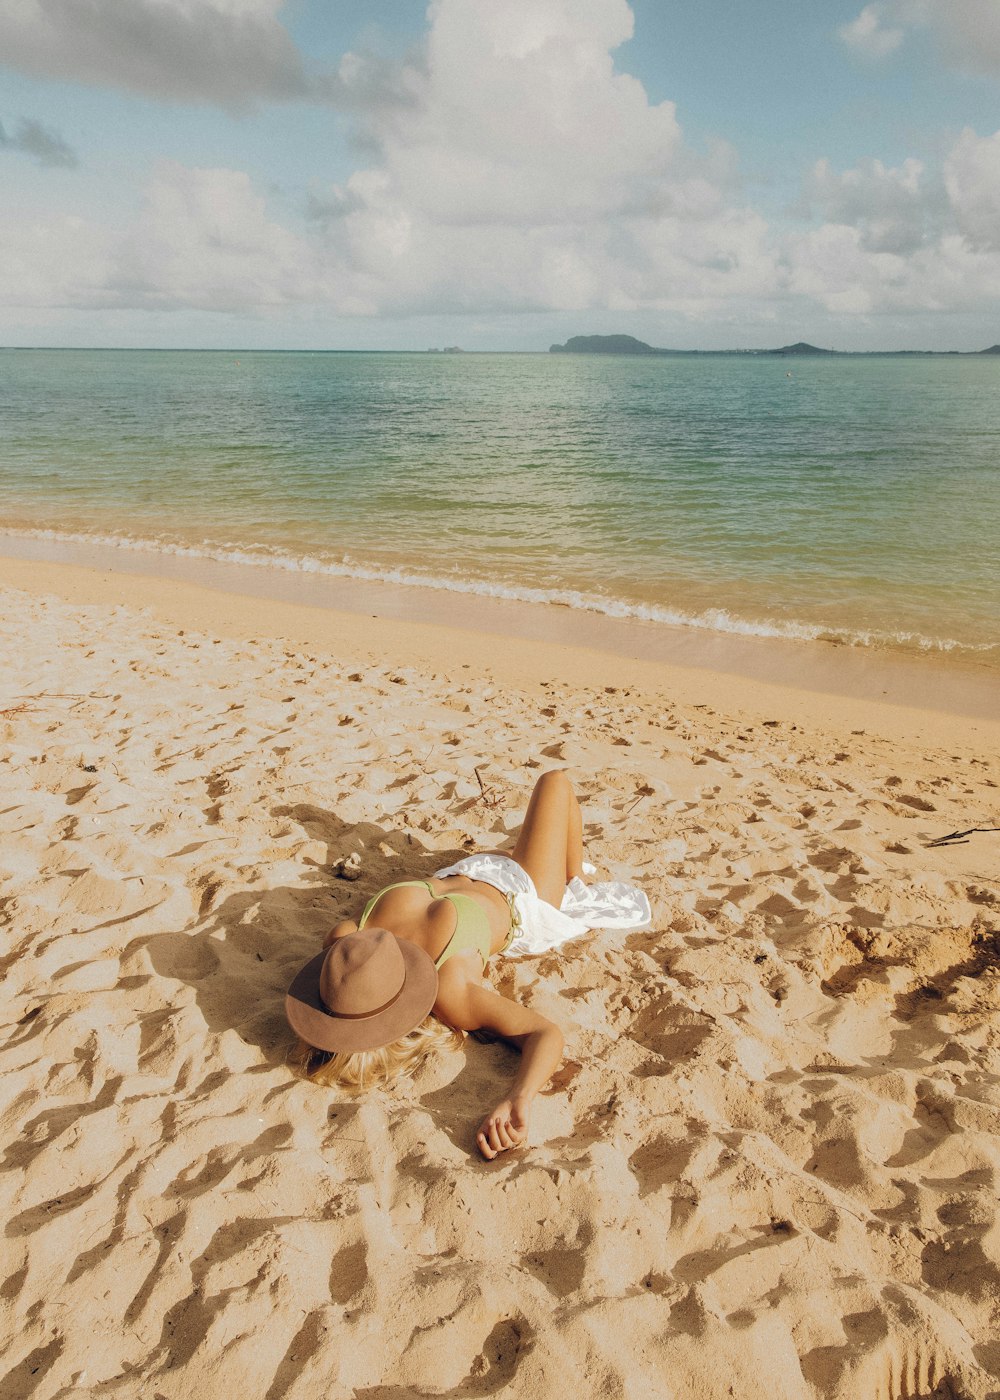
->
[[285, 770, 650, 1159]]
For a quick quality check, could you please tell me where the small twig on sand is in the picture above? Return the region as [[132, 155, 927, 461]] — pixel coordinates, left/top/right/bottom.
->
[[620, 783, 655, 822], [156, 745, 204, 767], [927, 826, 1000, 849], [5, 692, 109, 716], [474, 766, 504, 809]]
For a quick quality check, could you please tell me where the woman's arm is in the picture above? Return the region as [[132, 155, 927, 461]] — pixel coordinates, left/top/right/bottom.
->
[[479, 1021, 564, 1161], [434, 968, 564, 1159]]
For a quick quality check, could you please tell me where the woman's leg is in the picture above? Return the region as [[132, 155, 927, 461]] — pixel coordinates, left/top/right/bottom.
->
[[509, 770, 584, 906]]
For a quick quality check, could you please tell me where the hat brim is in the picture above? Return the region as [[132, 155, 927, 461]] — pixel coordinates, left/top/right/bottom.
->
[[285, 934, 439, 1054]]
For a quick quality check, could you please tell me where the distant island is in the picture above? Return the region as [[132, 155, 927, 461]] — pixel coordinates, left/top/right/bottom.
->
[[550, 334, 1000, 357]]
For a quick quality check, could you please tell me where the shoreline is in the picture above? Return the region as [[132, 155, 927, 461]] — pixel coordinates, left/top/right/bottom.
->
[[1, 538, 997, 740]]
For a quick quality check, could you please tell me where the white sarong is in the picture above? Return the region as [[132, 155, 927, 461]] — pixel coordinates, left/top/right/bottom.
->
[[432, 852, 651, 956]]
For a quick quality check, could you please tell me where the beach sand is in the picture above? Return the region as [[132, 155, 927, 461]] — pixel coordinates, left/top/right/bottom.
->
[[1, 554, 999, 1399]]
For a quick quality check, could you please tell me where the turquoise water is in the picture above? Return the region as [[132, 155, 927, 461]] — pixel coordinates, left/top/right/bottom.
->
[[2, 348, 999, 667]]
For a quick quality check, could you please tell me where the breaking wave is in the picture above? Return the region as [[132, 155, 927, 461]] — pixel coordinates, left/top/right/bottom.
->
[[3, 524, 996, 663]]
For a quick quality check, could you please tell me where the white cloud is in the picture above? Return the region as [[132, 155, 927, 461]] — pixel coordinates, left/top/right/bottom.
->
[[943, 128, 1000, 251], [0, 208, 111, 309], [804, 156, 937, 253], [352, 0, 683, 227], [789, 130, 1000, 316], [301, 0, 777, 316], [788, 222, 1000, 318], [839, 5, 904, 59], [0, 0, 308, 108], [840, 1, 1000, 75], [927, 0, 1000, 74], [108, 162, 319, 311], [787, 223, 924, 315], [903, 0, 1000, 74]]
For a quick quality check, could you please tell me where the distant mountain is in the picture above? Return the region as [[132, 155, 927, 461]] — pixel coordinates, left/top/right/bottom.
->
[[549, 334, 1000, 357], [549, 334, 839, 356], [772, 342, 836, 355], [550, 334, 659, 355]]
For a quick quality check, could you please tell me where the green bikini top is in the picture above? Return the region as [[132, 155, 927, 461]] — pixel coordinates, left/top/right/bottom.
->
[[358, 879, 512, 969]]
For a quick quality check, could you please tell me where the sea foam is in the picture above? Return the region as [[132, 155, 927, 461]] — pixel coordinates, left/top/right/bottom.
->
[[3, 524, 994, 663]]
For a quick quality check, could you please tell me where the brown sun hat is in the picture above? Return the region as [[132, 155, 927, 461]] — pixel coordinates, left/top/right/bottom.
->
[[285, 928, 438, 1054]]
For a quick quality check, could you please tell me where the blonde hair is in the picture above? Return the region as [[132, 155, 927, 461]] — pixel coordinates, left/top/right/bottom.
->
[[290, 1014, 464, 1093]]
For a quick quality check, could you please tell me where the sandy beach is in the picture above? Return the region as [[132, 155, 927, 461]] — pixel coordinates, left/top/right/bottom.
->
[[2, 553, 999, 1400]]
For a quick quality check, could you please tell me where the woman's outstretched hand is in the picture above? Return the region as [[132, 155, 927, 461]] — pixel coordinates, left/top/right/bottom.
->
[[433, 972, 563, 1161], [476, 1096, 530, 1160]]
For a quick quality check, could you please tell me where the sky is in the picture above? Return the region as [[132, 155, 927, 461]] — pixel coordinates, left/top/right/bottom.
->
[[2, 0, 1000, 351]]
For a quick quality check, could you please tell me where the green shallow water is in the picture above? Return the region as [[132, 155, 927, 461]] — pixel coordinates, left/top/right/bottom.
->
[[1, 348, 998, 667]]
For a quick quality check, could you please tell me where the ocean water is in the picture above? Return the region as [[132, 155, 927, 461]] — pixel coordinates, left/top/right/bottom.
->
[[2, 348, 999, 669]]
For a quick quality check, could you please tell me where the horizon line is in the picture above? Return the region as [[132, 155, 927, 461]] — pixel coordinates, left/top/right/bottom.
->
[[2, 344, 998, 356]]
